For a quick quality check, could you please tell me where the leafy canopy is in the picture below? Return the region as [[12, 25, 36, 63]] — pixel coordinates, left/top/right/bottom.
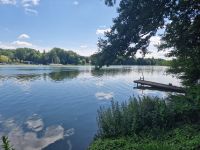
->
[[97, 0, 200, 85]]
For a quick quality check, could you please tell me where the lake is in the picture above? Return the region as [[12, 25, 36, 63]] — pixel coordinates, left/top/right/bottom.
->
[[0, 65, 180, 150]]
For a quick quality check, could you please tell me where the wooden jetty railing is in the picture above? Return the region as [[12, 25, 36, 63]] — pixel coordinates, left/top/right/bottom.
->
[[134, 79, 185, 93]]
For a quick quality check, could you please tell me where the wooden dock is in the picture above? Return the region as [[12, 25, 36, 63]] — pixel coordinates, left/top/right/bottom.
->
[[134, 80, 185, 93]]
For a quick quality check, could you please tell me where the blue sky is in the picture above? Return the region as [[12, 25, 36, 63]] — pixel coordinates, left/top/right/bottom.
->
[[0, 0, 166, 58], [0, 0, 118, 56]]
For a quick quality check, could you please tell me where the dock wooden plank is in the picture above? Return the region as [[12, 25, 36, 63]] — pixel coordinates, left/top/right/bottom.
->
[[134, 80, 185, 93]]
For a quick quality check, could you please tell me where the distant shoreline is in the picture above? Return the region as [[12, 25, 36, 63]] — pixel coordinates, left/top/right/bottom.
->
[[0, 64, 170, 67]]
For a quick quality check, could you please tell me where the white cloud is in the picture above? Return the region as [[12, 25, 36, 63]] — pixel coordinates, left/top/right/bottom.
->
[[149, 36, 161, 45], [22, 0, 40, 6], [0, 0, 40, 7], [12, 40, 33, 47], [147, 36, 169, 59], [0, 42, 16, 49], [75, 49, 96, 56], [24, 8, 38, 15], [96, 28, 111, 35], [135, 35, 169, 59], [0, 0, 16, 5], [73, 1, 79, 5], [0, 41, 96, 56], [140, 50, 168, 59], [0, 0, 40, 15], [0, 40, 36, 49], [21, 0, 40, 15], [18, 34, 30, 39]]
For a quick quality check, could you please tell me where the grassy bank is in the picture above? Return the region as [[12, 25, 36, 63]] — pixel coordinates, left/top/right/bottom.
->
[[88, 86, 200, 150]]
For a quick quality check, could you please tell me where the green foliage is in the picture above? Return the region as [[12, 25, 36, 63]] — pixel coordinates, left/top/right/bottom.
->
[[15, 48, 41, 63], [46, 48, 85, 65], [96, 86, 200, 139], [0, 55, 9, 63], [88, 125, 200, 150], [167, 57, 200, 86], [0, 49, 15, 60], [97, 97, 171, 138], [97, 0, 200, 85], [89, 86, 200, 150], [1, 136, 14, 150], [91, 54, 171, 66], [0, 48, 87, 65], [159, 0, 200, 85]]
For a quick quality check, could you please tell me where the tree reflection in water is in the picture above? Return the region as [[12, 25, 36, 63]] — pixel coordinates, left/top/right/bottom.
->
[[48, 70, 80, 81], [91, 67, 132, 77], [0, 70, 80, 81], [0, 66, 162, 82]]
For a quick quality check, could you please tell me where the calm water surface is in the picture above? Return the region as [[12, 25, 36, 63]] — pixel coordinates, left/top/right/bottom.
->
[[0, 65, 180, 150]]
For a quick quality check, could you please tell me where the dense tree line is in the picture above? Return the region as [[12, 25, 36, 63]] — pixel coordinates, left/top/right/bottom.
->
[[0, 48, 89, 65], [0, 48, 170, 66], [90, 54, 171, 66]]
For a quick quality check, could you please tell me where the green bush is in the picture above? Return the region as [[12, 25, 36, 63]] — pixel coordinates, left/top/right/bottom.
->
[[97, 97, 172, 138], [89, 125, 200, 150], [96, 86, 200, 138]]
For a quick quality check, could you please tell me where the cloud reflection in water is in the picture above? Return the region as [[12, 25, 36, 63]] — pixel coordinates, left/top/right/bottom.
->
[[95, 92, 114, 100], [26, 114, 44, 132], [0, 114, 74, 150]]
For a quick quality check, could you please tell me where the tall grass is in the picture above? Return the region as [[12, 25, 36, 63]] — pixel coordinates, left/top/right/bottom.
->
[[97, 97, 171, 138]]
